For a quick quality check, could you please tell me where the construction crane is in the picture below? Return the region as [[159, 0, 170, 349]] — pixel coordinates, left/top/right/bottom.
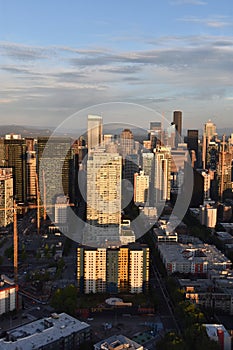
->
[[220, 134, 226, 201], [0, 200, 75, 283]]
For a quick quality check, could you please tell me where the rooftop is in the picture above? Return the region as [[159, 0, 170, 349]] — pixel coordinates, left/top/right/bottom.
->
[[94, 334, 144, 350], [0, 313, 90, 350]]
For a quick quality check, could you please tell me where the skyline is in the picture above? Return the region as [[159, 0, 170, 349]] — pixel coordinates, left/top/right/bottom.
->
[[0, 0, 233, 129]]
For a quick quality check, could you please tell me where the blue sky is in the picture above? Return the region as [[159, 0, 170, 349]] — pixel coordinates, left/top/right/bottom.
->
[[0, 0, 233, 130]]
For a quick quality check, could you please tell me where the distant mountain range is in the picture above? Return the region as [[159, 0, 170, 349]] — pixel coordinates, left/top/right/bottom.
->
[[0, 125, 53, 137], [0, 124, 232, 139]]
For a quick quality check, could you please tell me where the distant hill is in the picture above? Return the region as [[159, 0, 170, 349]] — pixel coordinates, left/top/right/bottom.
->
[[0, 125, 53, 137]]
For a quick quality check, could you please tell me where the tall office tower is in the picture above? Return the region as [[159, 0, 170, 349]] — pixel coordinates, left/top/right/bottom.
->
[[25, 138, 35, 152], [142, 152, 154, 206], [3, 136, 27, 202], [77, 243, 149, 294], [0, 168, 13, 227], [54, 195, 69, 224], [204, 120, 217, 139], [202, 120, 217, 169], [149, 122, 162, 148], [86, 151, 122, 244], [167, 123, 176, 149], [120, 129, 134, 161], [123, 154, 139, 185], [134, 171, 149, 205], [37, 137, 73, 214], [205, 140, 219, 171], [187, 130, 199, 168], [154, 146, 171, 204], [87, 115, 103, 153], [173, 110, 182, 147], [26, 151, 37, 202], [217, 138, 232, 200]]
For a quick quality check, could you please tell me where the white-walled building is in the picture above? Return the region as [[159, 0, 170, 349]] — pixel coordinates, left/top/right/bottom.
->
[[204, 324, 231, 350], [0, 275, 17, 315], [134, 170, 149, 205], [0, 168, 13, 227]]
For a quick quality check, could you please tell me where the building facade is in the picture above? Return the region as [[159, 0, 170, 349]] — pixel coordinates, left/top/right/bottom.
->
[[77, 243, 149, 294], [0, 168, 13, 227]]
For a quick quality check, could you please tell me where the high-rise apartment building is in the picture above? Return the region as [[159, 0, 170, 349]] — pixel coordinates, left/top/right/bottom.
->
[[87, 115, 103, 152], [26, 151, 37, 201], [86, 151, 122, 227], [77, 243, 149, 294], [0, 168, 13, 227], [154, 146, 171, 204], [134, 171, 149, 205]]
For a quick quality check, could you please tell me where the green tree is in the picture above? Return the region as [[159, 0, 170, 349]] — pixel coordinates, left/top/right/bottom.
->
[[157, 332, 186, 350]]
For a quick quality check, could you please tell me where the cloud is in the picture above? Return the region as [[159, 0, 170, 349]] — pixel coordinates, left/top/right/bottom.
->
[[0, 42, 53, 61], [0, 36, 233, 127], [179, 16, 232, 28]]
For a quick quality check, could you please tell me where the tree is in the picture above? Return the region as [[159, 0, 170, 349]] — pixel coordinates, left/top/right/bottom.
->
[[157, 332, 186, 350], [50, 285, 77, 315]]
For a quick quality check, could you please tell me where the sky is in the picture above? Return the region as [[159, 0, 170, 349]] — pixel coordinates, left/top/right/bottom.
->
[[0, 0, 233, 131]]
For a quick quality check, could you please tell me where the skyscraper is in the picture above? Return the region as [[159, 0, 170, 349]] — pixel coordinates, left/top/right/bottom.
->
[[37, 137, 73, 214], [202, 120, 217, 169], [149, 121, 162, 148], [0, 168, 13, 227], [86, 151, 122, 227], [120, 129, 134, 160], [154, 146, 171, 204], [187, 130, 199, 168], [217, 137, 232, 200], [142, 152, 154, 206], [26, 150, 37, 202], [134, 171, 149, 205], [87, 115, 103, 152], [204, 120, 217, 139], [3, 136, 27, 202], [173, 110, 182, 147]]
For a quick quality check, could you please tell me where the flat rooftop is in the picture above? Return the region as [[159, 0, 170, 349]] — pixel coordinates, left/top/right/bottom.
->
[[0, 313, 90, 350], [158, 243, 231, 266], [94, 334, 144, 349]]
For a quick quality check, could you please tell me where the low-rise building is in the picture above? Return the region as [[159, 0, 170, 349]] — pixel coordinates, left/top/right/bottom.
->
[[0, 275, 18, 315], [204, 324, 231, 350], [0, 313, 90, 350], [94, 334, 145, 350], [158, 243, 231, 275]]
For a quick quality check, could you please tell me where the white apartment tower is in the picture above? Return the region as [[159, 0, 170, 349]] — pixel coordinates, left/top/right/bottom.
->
[[87, 152, 122, 227], [154, 146, 171, 204], [0, 168, 13, 227], [134, 171, 149, 205], [26, 151, 37, 201]]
